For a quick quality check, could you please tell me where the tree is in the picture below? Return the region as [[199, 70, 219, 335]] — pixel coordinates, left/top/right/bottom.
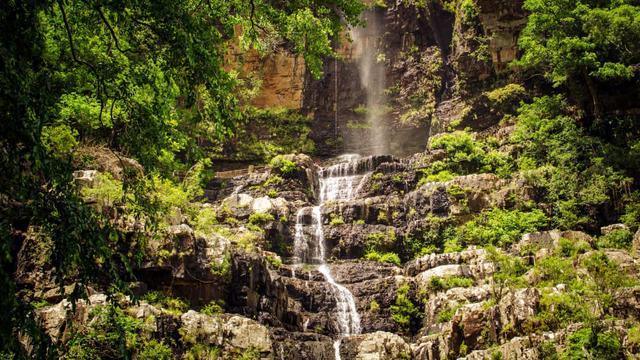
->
[[514, 0, 640, 118]]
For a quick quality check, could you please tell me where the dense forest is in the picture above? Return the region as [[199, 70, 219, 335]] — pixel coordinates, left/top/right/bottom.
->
[[1, 0, 640, 359]]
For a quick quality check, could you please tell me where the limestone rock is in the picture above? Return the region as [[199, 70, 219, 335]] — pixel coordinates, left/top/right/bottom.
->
[[340, 331, 412, 360], [180, 311, 272, 355], [601, 223, 629, 235]]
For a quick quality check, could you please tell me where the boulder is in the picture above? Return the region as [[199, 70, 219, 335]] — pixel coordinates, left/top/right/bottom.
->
[[180, 311, 272, 355], [601, 223, 629, 235], [340, 331, 412, 360]]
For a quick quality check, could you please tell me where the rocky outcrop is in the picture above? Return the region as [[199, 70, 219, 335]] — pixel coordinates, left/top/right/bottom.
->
[[180, 310, 273, 357], [340, 331, 412, 360]]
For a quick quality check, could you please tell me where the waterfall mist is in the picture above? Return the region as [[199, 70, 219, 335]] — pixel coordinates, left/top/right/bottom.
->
[[350, 9, 389, 155]]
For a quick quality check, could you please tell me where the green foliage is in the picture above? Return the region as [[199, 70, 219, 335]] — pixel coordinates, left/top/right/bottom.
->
[[515, 0, 640, 87], [248, 212, 275, 226], [200, 300, 225, 316], [428, 276, 474, 292], [81, 173, 125, 208], [513, 96, 631, 230], [329, 214, 345, 226], [421, 131, 513, 183], [369, 299, 380, 312], [64, 305, 148, 359], [457, 208, 549, 247], [560, 327, 621, 360], [365, 250, 401, 266], [269, 155, 298, 176], [218, 107, 316, 162], [484, 84, 526, 104], [390, 284, 421, 333], [597, 229, 633, 249], [402, 215, 456, 259], [194, 207, 218, 236], [621, 192, 640, 230], [142, 291, 189, 315], [137, 340, 173, 360], [486, 247, 528, 301], [210, 252, 231, 279], [437, 304, 463, 323], [184, 344, 221, 360]]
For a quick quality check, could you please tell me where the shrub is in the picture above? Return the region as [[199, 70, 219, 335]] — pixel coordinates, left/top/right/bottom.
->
[[436, 304, 462, 323], [561, 327, 621, 360], [532, 256, 576, 287], [200, 300, 224, 316], [142, 292, 189, 315], [64, 305, 145, 359], [365, 250, 401, 266], [269, 155, 298, 176], [536, 291, 592, 330], [248, 212, 275, 225], [597, 229, 633, 249], [81, 172, 125, 208], [194, 207, 218, 235], [484, 83, 526, 104], [390, 284, 421, 333], [428, 276, 474, 292], [370, 299, 380, 313], [329, 214, 345, 226], [138, 340, 173, 360], [457, 208, 548, 247]]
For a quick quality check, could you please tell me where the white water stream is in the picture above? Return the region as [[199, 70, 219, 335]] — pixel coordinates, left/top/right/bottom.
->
[[293, 154, 375, 359]]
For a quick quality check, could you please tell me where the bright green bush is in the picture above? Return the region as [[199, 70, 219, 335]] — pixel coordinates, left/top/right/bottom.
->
[[365, 250, 401, 266], [561, 327, 621, 360], [597, 229, 633, 249], [248, 212, 275, 225], [142, 292, 189, 315], [138, 340, 173, 360], [269, 155, 298, 176], [457, 208, 549, 247], [390, 284, 421, 333]]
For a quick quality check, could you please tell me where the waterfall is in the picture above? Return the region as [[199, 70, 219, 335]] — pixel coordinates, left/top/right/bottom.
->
[[293, 154, 376, 359], [350, 10, 388, 155]]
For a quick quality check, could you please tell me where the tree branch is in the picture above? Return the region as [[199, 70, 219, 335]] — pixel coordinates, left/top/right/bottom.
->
[[57, 0, 105, 125], [97, 6, 132, 54]]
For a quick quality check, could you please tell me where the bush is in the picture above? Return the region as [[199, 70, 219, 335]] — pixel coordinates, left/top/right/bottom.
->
[[365, 250, 401, 266], [138, 340, 173, 360], [390, 284, 421, 333], [484, 83, 526, 104], [561, 327, 621, 360], [597, 229, 633, 249], [248, 212, 275, 225], [142, 292, 189, 315], [457, 208, 549, 247], [81, 173, 125, 208], [200, 300, 224, 316], [269, 155, 298, 176], [428, 276, 474, 292]]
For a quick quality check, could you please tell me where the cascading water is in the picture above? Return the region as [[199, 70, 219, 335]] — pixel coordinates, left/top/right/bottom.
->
[[350, 10, 388, 155], [293, 154, 375, 359]]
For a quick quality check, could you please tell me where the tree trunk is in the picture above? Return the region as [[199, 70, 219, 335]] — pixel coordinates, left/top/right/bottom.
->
[[583, 70, 602, 120]]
